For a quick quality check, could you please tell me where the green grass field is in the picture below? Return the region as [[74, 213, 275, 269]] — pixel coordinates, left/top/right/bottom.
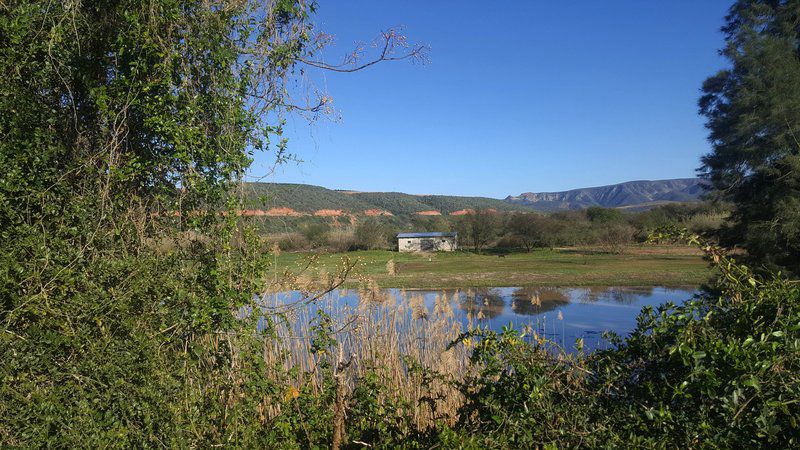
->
[[267, 245, 714, 289]]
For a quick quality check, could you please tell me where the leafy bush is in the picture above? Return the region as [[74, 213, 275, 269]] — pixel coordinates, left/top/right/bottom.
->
[[586, 206, 624, 223], [301, 222, 331, 248], [430, 231, 800, 448], [454, 210, 500, 252], [353, 219, 393, 250], [594, 222, 636, 253]]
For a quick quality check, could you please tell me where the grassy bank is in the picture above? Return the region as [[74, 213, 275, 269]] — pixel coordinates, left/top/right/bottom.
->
[[267, 244, 714, 289]]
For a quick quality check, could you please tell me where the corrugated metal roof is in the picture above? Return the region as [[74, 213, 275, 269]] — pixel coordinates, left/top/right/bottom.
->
[[396, 232, 457, 238]]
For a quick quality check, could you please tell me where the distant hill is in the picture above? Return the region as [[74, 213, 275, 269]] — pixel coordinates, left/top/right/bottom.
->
[[504, 178, 707, 211], [242, 179, 707, 217], [349, 191, 530, 215], [244, 182, 531, 216]]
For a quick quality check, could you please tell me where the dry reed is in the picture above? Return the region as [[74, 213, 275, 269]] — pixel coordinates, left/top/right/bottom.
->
[[256, 282, 471, 429]]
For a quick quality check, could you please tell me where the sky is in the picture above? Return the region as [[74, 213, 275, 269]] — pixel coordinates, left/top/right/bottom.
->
[[247, 0, 732, 198]]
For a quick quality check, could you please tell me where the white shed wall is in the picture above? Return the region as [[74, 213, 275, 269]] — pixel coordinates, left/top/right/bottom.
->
[[398, 236, 457, 252]]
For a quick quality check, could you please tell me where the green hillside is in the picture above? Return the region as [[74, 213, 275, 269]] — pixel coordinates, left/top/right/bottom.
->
[[244, 183, 373, 211], [349, 191, 529, 215], [345, 191, 432, 215], [415, 194, 529, 214], [244, 182, 532, 215]]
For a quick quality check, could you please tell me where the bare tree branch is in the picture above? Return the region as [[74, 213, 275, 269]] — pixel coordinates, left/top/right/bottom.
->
[[298, 27, 429, 73]]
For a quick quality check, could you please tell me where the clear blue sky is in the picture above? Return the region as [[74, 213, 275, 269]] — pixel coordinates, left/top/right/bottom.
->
[[248, 1, 731, 198]]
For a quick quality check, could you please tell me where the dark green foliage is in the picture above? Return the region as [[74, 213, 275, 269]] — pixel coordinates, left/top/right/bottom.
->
[[245, 182, 533, 215], [454, 209, 500, 252], [353, 218, 393, 250], [0, 0, 323, 446], [246, 183, 376, 212], [505, 212, 551, 251], [346, 371, 422, 447], [405, 194, 528, 215], [699, 0, 800, 274], [428, 232, 800, 448], [3, 0, 797, 447], [586, 206, 624, 223], [590, 231, 800, 446], [451, 327, 596, 448], [301, 221, 331, 247]]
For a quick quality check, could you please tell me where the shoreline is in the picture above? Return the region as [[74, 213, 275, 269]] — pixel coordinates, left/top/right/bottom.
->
[[268, 245, 715, 290]]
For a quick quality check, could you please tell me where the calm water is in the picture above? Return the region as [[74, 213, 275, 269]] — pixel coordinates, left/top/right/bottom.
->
[[263, 286, 697, 352]]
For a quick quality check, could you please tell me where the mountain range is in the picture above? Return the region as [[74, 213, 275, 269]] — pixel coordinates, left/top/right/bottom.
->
[[505, 178, 707, 211], [242, 178, 706, 217]]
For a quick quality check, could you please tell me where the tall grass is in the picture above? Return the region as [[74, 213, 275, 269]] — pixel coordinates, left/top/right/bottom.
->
[[256, 282, 471, 429]]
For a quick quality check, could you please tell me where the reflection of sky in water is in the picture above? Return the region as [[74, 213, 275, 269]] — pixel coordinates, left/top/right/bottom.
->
[[260, 286, 697, 352]]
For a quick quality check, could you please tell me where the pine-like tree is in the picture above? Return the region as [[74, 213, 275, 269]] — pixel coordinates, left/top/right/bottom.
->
[[699, 0, 800, 274]]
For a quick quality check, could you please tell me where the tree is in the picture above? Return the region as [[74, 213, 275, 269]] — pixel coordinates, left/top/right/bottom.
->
[[354, 218, 391, 250], [506, 213, 547, 252], [410, 215, 450, 232], [595, 222, 636, 254], [586, 207, 624, 223], [456, 210, 499, 252], [699, 0, 800, 274], [302, 221, 331, 248], [0, 1, 424, 446]]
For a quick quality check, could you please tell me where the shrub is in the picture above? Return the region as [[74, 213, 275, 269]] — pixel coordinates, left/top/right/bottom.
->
[[594, 222, 636, 253], [436, 231, 800, 448], [505, 213, 550, 251], [586, 206, 624, 223], [328, 227, 358, 252], [454, 210, 500, 252], [301, 222, 331, 248], [353, 219, 392, 250], [683, 212, 727, 235], [272, 232, 310, 251]]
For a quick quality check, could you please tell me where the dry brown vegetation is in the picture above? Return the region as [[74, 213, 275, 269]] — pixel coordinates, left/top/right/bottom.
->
[[258, 284, 474, 429]]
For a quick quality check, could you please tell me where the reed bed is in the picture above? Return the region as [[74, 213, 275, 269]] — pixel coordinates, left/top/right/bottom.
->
[[249, 266, 620, 432], [257, 281, 472, 429]]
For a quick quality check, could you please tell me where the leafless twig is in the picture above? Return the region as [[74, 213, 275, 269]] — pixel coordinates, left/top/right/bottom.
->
[[299, 27, 429, 73]]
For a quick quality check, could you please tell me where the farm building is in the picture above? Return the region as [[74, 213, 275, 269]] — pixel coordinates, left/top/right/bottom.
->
[[397, 232, 457, 252]]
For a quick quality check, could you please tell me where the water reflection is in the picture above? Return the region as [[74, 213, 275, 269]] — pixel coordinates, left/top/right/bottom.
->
[[574, 286, 655, 304], [458, 288, 505, 320], [264, 285, 697, 352], [510, 287, 570, 316]]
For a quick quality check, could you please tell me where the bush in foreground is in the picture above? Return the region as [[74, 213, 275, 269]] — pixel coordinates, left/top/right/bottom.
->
[[431, 231, 799, 448]]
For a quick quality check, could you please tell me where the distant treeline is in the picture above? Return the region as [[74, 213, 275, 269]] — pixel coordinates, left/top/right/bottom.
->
[[253, 202, 731, 253]]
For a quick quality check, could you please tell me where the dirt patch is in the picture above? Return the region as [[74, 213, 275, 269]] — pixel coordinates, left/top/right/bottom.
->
[[327, 213, 357, 227], [314, 209, 344, 217], [415, 210, 442, 216], [449, 209, 475, 216], [239, 208, 306, 217], [267, 207, 306, 217], [239, 209, 266, 217], [364, 209, 393, 216]]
